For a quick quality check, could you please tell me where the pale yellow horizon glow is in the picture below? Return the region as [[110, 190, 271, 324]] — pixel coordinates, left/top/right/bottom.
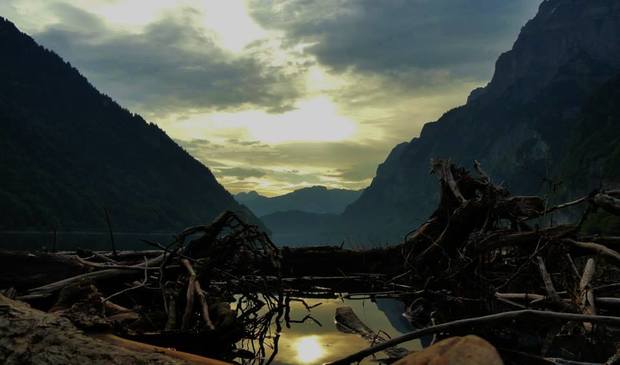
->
[[167, 96, 357, 144]]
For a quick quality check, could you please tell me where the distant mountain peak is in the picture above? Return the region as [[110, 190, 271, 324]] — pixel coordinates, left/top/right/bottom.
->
[[235, 185, 362, 216], [235, 191, 264, 199]]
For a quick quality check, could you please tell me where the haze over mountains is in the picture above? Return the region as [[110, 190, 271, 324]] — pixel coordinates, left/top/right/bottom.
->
[[235, 186, 361, 246], [235, 186, 361, 216], [0, 17, 260, 232]]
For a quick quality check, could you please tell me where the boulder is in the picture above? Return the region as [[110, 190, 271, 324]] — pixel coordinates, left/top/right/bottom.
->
[[393, 335, 503, 365]]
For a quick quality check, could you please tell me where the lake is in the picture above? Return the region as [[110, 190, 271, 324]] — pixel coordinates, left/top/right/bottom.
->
[[235, 295, 422, 365]]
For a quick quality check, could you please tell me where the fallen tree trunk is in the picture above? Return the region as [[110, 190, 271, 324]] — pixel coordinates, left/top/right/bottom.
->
[[0, 294, 229, 364]]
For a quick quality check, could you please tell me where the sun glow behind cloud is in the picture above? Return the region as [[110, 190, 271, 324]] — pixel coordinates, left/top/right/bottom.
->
[[215, 97, 356, 143], [166, 96, 357, 144], [0, 0, 541, 195], [53, 0, 267, 52]]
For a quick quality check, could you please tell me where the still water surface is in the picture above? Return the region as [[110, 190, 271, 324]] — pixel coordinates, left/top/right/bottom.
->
[[237, 296, 421, 365]]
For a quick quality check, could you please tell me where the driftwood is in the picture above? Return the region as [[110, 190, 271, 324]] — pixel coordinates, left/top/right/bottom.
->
[[335, 306, 408, 359], [331, 160, 620, 365], [1, 212, 288, 364], [3, 159, 620, 365], [0, 294, 229, 364], [326, 309, 620, 365], [578, 258, 597, 331]]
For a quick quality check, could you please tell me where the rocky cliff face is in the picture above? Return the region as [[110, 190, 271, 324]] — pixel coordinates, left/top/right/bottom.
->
[[487, 0, 620, 102], [342, 0, 620, 242]]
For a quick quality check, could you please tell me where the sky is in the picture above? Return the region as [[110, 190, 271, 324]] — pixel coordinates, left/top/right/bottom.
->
[[1, 0, 541, 196]]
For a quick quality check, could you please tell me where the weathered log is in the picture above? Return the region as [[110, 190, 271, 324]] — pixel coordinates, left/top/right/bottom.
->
[[537, 256, 563, 306], [578, 258, 596, 331], [181, 259, 215, 330], [335, 306, 408, 359], [431, 159, 467, 204], [0, 294, 228, 364], [565, 239, 620, 264], [181, 259, 197, 330], [25, 253, 165, 297]]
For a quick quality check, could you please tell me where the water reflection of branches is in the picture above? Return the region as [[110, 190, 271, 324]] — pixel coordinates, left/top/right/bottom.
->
[[234, 291, 323, 365]]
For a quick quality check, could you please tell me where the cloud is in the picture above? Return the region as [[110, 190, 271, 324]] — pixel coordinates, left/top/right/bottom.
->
[[249, 0, 540, 80], [327, 161, 381, 182], [1, 0, 543, 196], [176, 137, 389, 194], [30, 3, 305, 116], [214, 167, 267, 180]]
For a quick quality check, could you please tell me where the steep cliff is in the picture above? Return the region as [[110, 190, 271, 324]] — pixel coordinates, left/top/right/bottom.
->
[[343, 0, 620, 242]]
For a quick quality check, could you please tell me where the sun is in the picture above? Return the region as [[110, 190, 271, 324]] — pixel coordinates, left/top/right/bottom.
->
[[295, 336, 326, 363]]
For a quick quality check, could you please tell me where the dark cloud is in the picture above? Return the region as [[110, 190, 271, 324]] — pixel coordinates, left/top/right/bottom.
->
[[32, 4, 302, 115], [215, 167, 267, 180], [250, 0, 540, 80], [226, 138, 268, 147]]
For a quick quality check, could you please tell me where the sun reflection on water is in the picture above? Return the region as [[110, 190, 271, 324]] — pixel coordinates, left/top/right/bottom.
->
[[295, 336, 326, 363]]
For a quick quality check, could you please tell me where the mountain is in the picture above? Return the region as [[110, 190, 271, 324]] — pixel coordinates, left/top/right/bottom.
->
[[0, 17, 261, 232], [342, 0, 620, 242], [557, 74, 620, 233], [235, 186, 362, 216]]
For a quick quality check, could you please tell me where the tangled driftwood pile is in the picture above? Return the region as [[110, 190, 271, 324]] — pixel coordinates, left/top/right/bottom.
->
[[0, 211, 399, 364], [1, 211, 285, 363], [2, 160, 620, 365], [328, 160, 620, 365]]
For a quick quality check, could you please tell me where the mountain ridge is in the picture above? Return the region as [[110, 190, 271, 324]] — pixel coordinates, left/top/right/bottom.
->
[[341, 0, 620, 242], [235, 185, 362, 216], [0, 17, 261, 232]]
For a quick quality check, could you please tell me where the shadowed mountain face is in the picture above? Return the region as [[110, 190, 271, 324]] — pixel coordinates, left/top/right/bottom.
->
[[235, 186, 362, 216], [0, 17, 260, 232], [342, 0, 620, 242]]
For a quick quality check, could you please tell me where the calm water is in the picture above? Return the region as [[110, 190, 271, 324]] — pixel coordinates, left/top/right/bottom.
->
[[0, 231, 175, 251], [236, 296, 421, 365]]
